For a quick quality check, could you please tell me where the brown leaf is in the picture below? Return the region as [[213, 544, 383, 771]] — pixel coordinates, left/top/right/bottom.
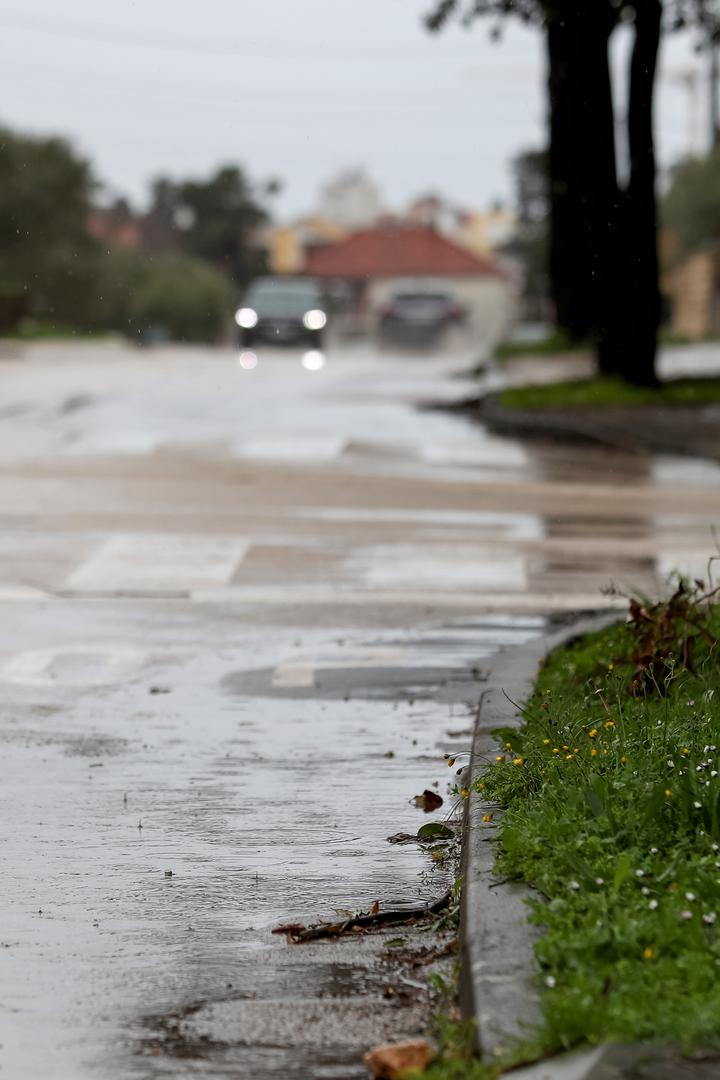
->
[[271, 922, 306, 935], [411, 789, 444, 812], [370, 900, 380, 915], [364, 1039, 433, 1079]]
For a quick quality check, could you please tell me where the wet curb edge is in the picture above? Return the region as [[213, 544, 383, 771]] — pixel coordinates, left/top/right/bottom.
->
[[478, 392, 720, 462], [459, 613, 620, 1076]]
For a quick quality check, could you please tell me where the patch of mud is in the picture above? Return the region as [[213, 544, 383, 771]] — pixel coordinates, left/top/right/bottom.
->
[[60, 393, 94, 414], [132, 929, 455, 1078], [62, 733, 129, 757]]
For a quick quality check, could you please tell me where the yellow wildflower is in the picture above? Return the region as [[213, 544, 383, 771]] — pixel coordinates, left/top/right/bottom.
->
[[552, 748, 560, 754], [461, 787, 470, 799], [591, 748, 598, 758], [512, 757, 524, 767], [642, 947, 654, 960], [605, 720, 615, 729], [482, 813, 493, 823], [665, 789, 673, 798], [495, 755, 504, 762], [681, 748, 690, 757], [589, 729, 597, 739], [543, 738, 550, 746], [565, 754, 574, 761]]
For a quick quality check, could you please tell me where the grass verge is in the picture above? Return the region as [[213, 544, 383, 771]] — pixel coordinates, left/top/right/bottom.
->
[[0, 320, 106, 341], [494, 330, 582, 361], [424, 584, 720, 1078], [499, 376, 720, 411], [477, 583, 720, 1057]]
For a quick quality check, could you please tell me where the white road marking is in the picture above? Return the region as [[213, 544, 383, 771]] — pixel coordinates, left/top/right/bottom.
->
[[271, 663, 316, 688], [234, 437, 345, 462], [1, 644, 149, 686], [66, 534, 249, 591]]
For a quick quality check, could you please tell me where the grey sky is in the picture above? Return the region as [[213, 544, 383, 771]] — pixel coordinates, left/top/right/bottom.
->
[[0, 1, 708, 221]]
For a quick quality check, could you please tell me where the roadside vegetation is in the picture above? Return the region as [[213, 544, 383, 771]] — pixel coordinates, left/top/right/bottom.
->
[[420, 580, 720, 1078], [0, 125, 266, 343], [483, 581, 720, 1057], [499, 376, 720, 411], [494, 330, 581, 360]]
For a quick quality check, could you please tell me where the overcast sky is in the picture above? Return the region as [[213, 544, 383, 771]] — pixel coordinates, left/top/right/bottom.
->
[[0, 1, 711, 221]]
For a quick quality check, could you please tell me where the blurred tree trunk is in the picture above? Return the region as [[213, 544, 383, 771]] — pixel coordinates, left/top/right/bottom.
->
[[598, 0, 662, 386], [547, 0, 661, 386], [548, 3, 618, 342]]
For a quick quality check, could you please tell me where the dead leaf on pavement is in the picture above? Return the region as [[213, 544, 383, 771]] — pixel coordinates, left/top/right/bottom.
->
[[411, 789, 443, 812], [370, 900, 380, 915], [386, 832, 417, 845], [364, 1039, 433, 1078]]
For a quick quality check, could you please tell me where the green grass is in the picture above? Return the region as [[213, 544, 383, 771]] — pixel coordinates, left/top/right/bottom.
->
[[499, 376, 720, 411], [494, 330, 581, 360], [0, 320, 104, 341], [472, 593, 720, 1059]]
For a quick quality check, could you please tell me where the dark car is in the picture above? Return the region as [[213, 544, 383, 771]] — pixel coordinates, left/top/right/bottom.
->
[[377, 290, 466, 344], [235, 277, 327, 348]]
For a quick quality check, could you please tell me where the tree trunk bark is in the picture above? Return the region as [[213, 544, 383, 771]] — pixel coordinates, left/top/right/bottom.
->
[[547, 2, 619, 346], [597, 0, 662, 386]]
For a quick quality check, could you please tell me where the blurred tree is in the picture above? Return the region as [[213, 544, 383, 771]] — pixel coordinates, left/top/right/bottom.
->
[[426, 0, 720, 386], [144, 166, 271, 287], [126, 252, 234, 342], [0, 127, 96, 330], [76, 249, 234, 342], [663, 147, 720, 255]]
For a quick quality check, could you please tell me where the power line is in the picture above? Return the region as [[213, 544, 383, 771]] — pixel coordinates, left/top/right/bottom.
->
[[0, 8, 490, 62], [0, 68, 532, 117]]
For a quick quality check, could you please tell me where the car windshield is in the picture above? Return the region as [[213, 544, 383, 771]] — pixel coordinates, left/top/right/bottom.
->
[[245, 282, 321, 317]]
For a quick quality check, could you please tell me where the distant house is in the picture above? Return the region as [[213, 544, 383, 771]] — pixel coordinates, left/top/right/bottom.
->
[[303, 224, 515, 339], [264, 217, 348, 275]]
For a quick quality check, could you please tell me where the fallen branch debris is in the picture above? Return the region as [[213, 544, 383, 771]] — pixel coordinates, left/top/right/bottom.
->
[[272, 891, 451, 943]]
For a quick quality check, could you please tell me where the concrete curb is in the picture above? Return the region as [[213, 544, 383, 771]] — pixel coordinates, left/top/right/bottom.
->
[[478, 392, 720, 462], [459, 612, 621, 1068]]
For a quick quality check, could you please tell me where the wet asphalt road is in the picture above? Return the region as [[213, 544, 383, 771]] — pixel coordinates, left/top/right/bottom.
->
[[0, 339, 719, 1079]]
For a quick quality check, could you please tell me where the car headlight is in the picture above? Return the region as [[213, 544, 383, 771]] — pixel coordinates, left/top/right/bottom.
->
[[235, 307, 258, 329], [302, 309, 327, 331]]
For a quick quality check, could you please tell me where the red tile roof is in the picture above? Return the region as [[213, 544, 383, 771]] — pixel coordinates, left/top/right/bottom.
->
[[304, 225, 503, 279]]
